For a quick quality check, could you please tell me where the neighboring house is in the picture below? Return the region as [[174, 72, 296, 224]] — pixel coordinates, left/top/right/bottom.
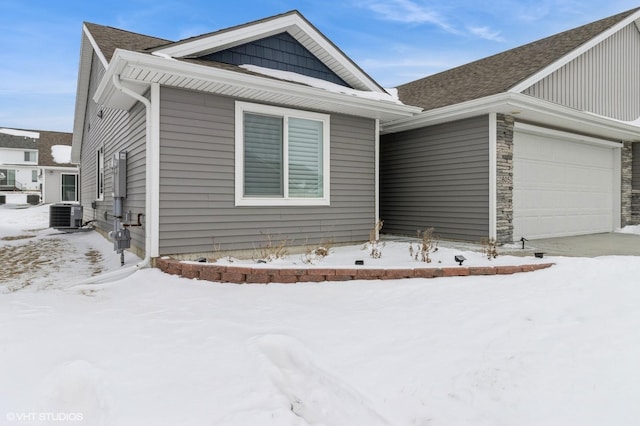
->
[[38, 130, 79, 203], [0, 128, 40, 193], [0, 128, 78, 204], [71, 11, 419, 259], [380, 7, 640, 243]]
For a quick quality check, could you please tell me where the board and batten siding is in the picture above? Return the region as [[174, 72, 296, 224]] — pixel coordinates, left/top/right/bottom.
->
[[380, 115, 490, 241], [523, 22, 640, 121], [158, 86, 376, 256], [79, 51, 148, 255]]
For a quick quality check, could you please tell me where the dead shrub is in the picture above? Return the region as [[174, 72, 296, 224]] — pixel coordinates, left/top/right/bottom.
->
[[253, 233, 291, 263], [362, 220, 385, 259], [410, 228, 439, 263], [301, 238, 334, 264], [481, 237, 499, 260]]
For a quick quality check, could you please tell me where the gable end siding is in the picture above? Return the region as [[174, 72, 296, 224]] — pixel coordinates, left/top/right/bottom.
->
[[198, 32, 350, 87], [523, 22, 640, 121], [380, 116, 490, 240], [79, 52, 147, 255], [158, 86, 375, 255]]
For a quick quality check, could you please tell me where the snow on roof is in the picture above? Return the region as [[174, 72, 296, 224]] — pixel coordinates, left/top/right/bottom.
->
[[51, 145, 72, 164], [239, 64, 403, 104], [0, 128, 40, 138]]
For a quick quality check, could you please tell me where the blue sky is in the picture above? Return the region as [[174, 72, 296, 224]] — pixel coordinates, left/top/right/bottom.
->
[[1, 0, 639, 132]]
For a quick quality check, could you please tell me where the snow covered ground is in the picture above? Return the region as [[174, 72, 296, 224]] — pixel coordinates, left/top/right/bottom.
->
[[1, 204, 640, 425]]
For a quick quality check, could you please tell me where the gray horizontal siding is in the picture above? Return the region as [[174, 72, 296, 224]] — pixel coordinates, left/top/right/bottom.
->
[[79, 51, 147, 255], [524, 22, 640, 121], [158, 87, 376, 255], [380, 115, 490, 241]]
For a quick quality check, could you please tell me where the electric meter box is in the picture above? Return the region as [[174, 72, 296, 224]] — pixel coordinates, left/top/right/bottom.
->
[[113, 151, 127, 198]]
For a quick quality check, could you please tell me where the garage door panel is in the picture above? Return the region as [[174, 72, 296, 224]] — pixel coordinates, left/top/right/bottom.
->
[[513, 129, 616, 240]]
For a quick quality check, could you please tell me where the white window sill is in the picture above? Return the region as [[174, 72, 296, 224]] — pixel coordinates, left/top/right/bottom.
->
[[235, 197, 330, 207]]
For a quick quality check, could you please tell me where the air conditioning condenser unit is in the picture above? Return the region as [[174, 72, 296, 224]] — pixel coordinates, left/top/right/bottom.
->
[[49, 203, 83, 230]]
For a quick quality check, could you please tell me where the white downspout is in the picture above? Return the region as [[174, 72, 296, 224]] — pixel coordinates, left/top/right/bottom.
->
[[71, 75, 155, 286], [374, 119, 381, 239], [489, 113, 497, 240]]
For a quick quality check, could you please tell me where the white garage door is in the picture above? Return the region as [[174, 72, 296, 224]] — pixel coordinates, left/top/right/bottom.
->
[[513, 124, 620, 240]]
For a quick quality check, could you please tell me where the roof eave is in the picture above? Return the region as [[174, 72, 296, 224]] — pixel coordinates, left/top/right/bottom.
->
[[152, 11, 384, 93], [382, 93, 640, 141], [95, 50, 421, 122], [71, 24, 109, 164]]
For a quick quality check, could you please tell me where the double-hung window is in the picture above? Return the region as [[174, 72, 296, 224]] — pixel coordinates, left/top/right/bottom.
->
[[24, 151, 37, 162], [235, 102, 330, 206]]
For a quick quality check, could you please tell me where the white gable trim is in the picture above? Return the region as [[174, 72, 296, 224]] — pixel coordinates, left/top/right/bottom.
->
[[82, 24, 109, 68], [509, 10, 640, 93], [72, 26, 107, 164], [153, 12, 382, 93]]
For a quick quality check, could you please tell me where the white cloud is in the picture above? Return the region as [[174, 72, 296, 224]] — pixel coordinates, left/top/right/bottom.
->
[[468, 26, 505, 42], [364, 0, 460, 34]]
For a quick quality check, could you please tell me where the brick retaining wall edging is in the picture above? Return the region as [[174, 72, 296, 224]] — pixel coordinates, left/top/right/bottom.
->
[[156, 258, 554, 284]]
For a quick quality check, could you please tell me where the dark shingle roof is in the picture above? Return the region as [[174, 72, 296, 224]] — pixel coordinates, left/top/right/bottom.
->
[[84, 22, 171, 62], [38, 131, 73, 167], [397, 7, 640, 111], [0, 132, 38, 149], [0, 129, 73, 167]]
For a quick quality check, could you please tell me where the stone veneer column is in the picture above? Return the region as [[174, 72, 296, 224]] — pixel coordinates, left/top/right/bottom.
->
[[621, 141, 634, 225], [495, 114, 515, 244]]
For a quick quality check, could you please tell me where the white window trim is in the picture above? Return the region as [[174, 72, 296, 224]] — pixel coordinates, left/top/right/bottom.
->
[[24, 150, 38, 163], [96, 147, 104, 201], [235, 101, 330, 207], [61, 173, 78, 202]]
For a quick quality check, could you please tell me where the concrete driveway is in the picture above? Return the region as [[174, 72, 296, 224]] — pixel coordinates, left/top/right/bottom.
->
[[505, 233, 640, 257]]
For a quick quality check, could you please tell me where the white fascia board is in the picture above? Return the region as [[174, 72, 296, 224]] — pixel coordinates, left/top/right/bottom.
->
[[82, 24, 109, 68], [153, 14, 299, 57], [381, 92, 514, 133], [95, 50, 421, 119], [509, 10, 640, 93], [514, 122, 623, 148], [382, 92, 640, 141], [153, 13, 383, 93], [40, 165, 79, 172], [93, 50, 143, 106]]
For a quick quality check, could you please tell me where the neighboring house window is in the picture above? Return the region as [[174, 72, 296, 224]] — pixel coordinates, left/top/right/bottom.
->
[[32, 170, 38, 182], [235, 101, 330, 206], [0, 169, 15, 186], [61, 174, 78, 202], [97, 147, 104, 200], [24, 151, 37, 162]]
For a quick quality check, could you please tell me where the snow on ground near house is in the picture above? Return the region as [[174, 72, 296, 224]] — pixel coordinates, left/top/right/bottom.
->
[[0, 193, 27, 204], [51, 145, 72, 164], [0, 204, 138, 291], [1, 205, 640, 425], [617, 224, 640, 235]]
